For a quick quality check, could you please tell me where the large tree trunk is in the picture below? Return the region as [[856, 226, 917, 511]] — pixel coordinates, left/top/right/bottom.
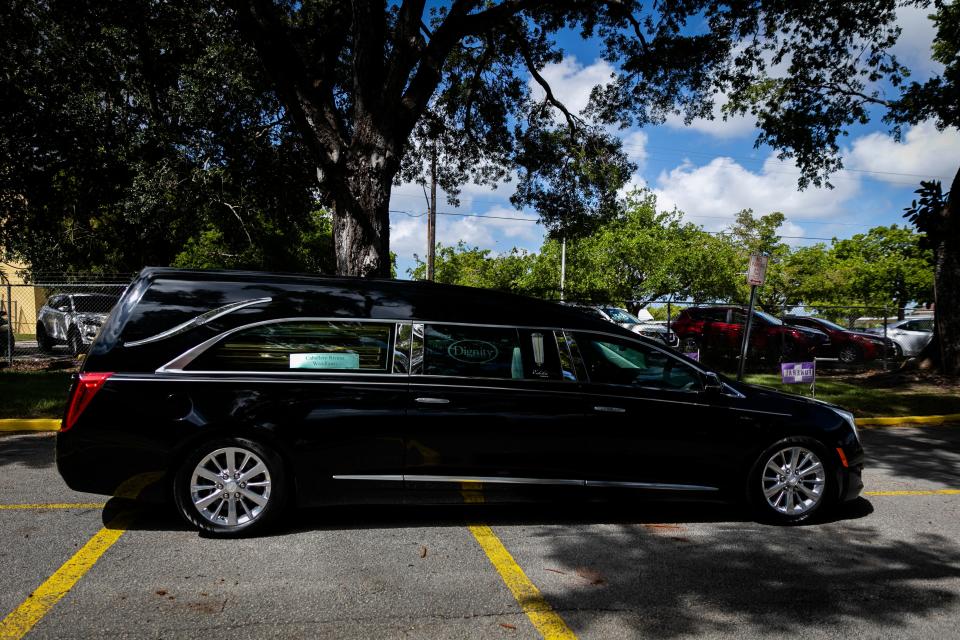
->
[[935, 166, 960, 376], [329, 130, 397, 278]]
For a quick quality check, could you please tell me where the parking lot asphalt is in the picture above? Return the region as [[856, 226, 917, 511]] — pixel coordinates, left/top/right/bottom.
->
[[1, 427, 959, 640]]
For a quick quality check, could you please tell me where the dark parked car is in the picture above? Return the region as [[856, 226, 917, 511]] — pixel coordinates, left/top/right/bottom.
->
[[783, 316, 892, 363], [37, 293, 121, 355], [57, 268, 863, 536], [671, 306, 828, 361], [0, 308, 12, 357]]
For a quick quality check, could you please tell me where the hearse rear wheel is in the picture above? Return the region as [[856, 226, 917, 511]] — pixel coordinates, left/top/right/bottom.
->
[[174, 437, 286, 537], [748, 438, 834, 525]]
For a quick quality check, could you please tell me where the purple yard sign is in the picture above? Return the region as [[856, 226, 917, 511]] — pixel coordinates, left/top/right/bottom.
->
[[683, 351, 700, 362], [781, 361, 816, 384]]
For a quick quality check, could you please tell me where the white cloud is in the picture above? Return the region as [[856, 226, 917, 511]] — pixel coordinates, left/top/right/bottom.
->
[[652, 154, 861, 232], [389, 213, 429, 258], [437, 206, 543, 251], [621, 129, 649, 169], [529, 57, 615, 118], [847, 120, 960, 184], [663, 95, 757, 139], [891, 4, 942, 81]]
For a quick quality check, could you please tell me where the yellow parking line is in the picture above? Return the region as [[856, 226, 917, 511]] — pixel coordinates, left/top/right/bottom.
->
[[0, 504, 106, 510], [461, 483, 577, 640], [865, 489, 960, 496], [0, 472, 161, 640]]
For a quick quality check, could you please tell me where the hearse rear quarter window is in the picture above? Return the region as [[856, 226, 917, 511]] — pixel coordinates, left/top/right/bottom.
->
[[424, 325, 522, 379], [186, 321, 393, 372]]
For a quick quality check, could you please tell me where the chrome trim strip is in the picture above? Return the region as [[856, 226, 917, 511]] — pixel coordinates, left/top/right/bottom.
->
[[404, 475, 583, 487], [407, 381, 710, 406], [332, 475, 403, 482], [125, 297, 272, 347], [110, 375, 409, 385], [585, 480, 719, 491], [727, 407, 792, 417]]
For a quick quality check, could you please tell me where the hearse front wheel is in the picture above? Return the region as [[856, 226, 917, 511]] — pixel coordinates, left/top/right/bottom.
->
[[749, 438, 833, 525], [174, 437, 286, 537]]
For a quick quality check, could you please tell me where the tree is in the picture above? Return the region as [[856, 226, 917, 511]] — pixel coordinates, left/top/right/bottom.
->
[[0, 0, 330, 276], [831, 225, 934, 319], [231, 0, 917, 277], [895, 3, 960, 374], [724, 1, 960, 374], [410, 190, 744, 306], [725, 210, 791, 308], [565, 191, 740, 305]]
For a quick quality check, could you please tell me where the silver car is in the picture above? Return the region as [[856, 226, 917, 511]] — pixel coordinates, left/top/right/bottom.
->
[[873, 317, 934, 357], [36, 293, 119, 355]]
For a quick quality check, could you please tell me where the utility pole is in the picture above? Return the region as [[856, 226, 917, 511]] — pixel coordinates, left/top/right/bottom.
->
[[560, 237, 566, 301], [427, 146, 437, 281]]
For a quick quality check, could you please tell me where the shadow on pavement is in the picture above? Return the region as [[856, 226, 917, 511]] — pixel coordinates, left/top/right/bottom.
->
[[0, 432, 55, 469], [861, 426, 960, 487], [538, 521, 960, 637]]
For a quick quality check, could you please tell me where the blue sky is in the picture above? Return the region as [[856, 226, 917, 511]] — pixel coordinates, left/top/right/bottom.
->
[[389, 5, 960, 278]]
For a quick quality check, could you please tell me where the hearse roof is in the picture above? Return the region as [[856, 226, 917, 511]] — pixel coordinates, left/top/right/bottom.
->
[[131, 267, 617, 331]]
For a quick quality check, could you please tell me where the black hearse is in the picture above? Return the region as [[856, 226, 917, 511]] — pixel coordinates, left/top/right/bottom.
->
[[57, 268, 863, 535]]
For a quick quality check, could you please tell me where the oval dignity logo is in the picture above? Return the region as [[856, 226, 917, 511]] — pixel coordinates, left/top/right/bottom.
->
[[447, 340, 499, 364]]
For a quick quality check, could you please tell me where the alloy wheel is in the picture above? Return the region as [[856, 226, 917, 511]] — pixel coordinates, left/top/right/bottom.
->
[[189, 446, 272, 528], [761, 446, 826, 516], [838, 345, 860, 364]]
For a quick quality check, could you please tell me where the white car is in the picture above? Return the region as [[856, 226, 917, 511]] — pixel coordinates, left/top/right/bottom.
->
[[36, 293, 120, 356], [869, 317, 934, 357]]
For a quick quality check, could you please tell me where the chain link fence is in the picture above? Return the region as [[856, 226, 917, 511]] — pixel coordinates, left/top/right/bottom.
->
[[1, 274, 131, 365]]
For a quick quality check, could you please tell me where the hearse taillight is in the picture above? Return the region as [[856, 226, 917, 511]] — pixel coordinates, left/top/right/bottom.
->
[[61, 372, 113, 432]]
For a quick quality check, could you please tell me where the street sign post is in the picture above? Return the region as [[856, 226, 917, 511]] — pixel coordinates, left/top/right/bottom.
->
[[737, 254, 768, 381]]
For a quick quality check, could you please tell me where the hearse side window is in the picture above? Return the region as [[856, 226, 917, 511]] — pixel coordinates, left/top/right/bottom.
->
[[575, 333, 701, 391], [423, 325, 523, 379], [186, 321, 393, 372]]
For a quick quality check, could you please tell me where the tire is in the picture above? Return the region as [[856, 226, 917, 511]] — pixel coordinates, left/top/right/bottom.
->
[[174, 437, 287, 537], [838, 344, 861, 364], [36, 324, 53, 353], [68, 329, 84, 357], [748, 437, 835, 525]]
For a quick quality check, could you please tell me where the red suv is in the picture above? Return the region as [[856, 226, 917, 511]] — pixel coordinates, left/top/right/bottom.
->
[[671, 306, 828, 361]]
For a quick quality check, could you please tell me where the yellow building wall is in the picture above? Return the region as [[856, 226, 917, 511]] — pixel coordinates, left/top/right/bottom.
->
[[0, 258, 38, 335]]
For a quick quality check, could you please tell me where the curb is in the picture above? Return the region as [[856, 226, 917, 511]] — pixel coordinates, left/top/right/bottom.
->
[[0, 419, 60, 432], [857, 413, 960, 427]]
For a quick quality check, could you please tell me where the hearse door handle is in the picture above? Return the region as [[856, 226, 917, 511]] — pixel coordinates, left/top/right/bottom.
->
[[593, 405, 626, 413], [415, 397, 450, 405]]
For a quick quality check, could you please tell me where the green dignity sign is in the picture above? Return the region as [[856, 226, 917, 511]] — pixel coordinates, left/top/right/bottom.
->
[[447, 340, 499, 364]]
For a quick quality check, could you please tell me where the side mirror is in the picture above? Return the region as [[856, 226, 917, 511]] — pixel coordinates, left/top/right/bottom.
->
[[703, 372, 723, 394]]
